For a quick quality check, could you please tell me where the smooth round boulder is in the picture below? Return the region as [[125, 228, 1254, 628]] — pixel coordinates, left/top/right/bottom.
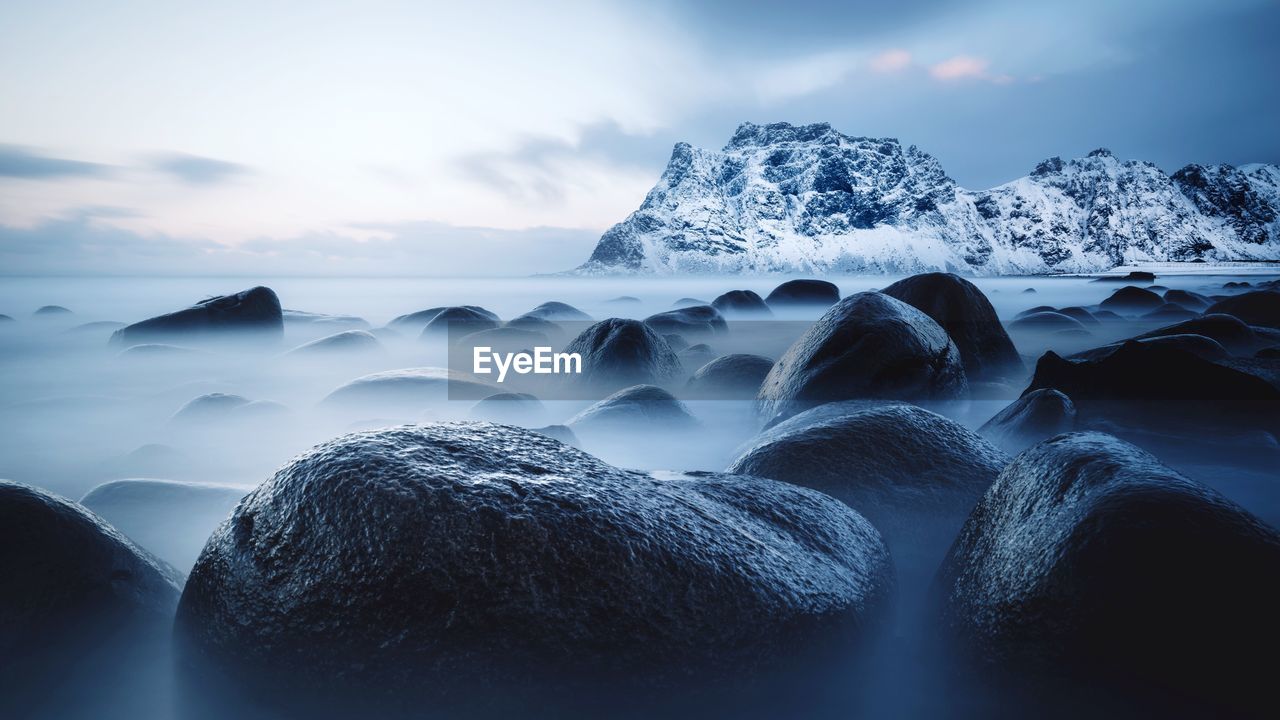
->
[[174, 424, 893, 716], [1068, 334, 1230, 363], [33, 305, 73, 316], [455, 326, 551, 355], [1141, 302, 1198, 322], [568, 385, 698, 436], [756, 292, 967, 424], [389, 305, 498, 333], [685, 354, 775, 399], [1098, 286, 1164, 314], [562, 319, 680, 391], [1163, 289, 1212, 310], [1205, 290, 1280, 329], [321, 368, 495, 414], [284, 329, 386, 357], [711, 290, 772, 317], [642, 305, 727, 337], [420, 306, 501, 338], [1056, 306, 1099, 326], [935, 432, 1280, 716], [978, 388, 1077, 454], [881, 273, 1022, 380], [1008, 311, 1087, 332], [678, 343, 716, 370], [1134, 313, 1265, 355], [1014, 305, 1055, 318], [503, 315, 565, 341], [171, 392, 251, 423], [111, 286, 283, 346], [764, 279, 840, 308], [469, 392, 548, 427], [516, 301, 591, 322], [282, 309, 369, 331], [662, 333, 689, 351], [672, 297, 707, 308]]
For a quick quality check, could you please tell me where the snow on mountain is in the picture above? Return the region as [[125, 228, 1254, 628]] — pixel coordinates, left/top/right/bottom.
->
[[577, 122, 1280, 275]]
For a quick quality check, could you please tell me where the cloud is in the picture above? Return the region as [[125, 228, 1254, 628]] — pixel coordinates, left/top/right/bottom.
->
[[870, 49, 913, 73], [929, 55, 991, 81], [148, 152, 252, 186], [0, 145, 114, 180]]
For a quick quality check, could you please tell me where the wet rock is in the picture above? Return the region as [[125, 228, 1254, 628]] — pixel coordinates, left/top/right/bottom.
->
[[643, 305, 727, 337], [685, 354, 775, 398], [1162, 289, 1212, 310], [881, 273, 1022, 380], [757, 292, 967, 423], [284, 330, 386, 357], [978, 388, 1077, 453], [321, 368, 495, 414], [389, 305, 498, 333], [1021, 287, 1037, 294], [711, 290, 772, 317], [764, 279, 840, 308], [1098, 286, 1164, 314], [516, 301, 592, 322], [469, 392, 548, 427], [1008, 311, 1087, 333], [112, 286, 283, 346], [1070, 333, 1230, 363], [562, 319, 680, 390], [80, 479, 248, 572], [174, 424, 892, 715], [1134, 313, 1268, 355], [420, 306, 501, 338], [1090, 309, 1124, 322], [1141, 302, 1198, 322], [1205, 290, 1280, 329], [568, 385, 698, 436], [935, 433, 1280, 716], [1223, 280, 1252, 289]]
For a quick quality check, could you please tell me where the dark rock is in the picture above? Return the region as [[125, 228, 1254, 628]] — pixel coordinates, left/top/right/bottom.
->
[[604, 296, 641, 304], [978, 388, 1076, 453], [662, 333, 689, 351], [1098, 286, 1164, 313], [711, 290, 772, 317], [1140, 302, 1199, 322], [516, 301, 592, 322], [174, 424, 892, 715], [33, 305, 73, 316], [389, 305, 498, 332], [1056, 306, 1099, 325], [1069, 334, 1230, 363], [284, 330, 386, 357], [1014, 305, 1055, 318], [678, 343, 716, 370], [642, 305, 727, 337], [764, 279, 840, 308], [80, 479, 248, 572], [1223, 280, 1252, 289], [1258, 346, 1280, 359], [420, 306, 501, 338], [1021, 288, 1037, 294], [672, 297, 707, 308], [504, 315, 564, 340], [469, 392, 548, 427], [112, 287, 282, 346], [1007, 311, 1087, 332], [757, 292, 967, 423], [568, 385, 698, 436], [321, 368, 495, 413], [881, 272, 1022, 380], [282, 309, 369, 330], [685, 354, 774, 398], [0, 314, 13, 323], [1205, 290, 1280, 329], [562, 319, 681, 390], [935, 433, 1280, 716], [1090, 309, 1124, 322], [1163, 289, 1212, 310], [1134, 313, 1267, 355], [1091, 270, 1156, 283]]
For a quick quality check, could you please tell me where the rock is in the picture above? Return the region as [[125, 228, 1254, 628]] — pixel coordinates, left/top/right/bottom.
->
[[1056, 306, 1099, 325], [678, 343, 717, 370], [456, 327, 551, 355], [1098, 285, 1164, 314], [171, 393, 251, 423], [685, 354, 775, 398], [1163, 289, 1212, 310], [80, 479, 248, 572], [1069, 334, 1230, 363], [282, 309, 369, 330], [1258, 346, 1280, 359], [173, 424, 892, 715], [1141, 302, 1198, 322], [604, 295, 641, 304], [321, 368, 495, 414], [1091, 270, 1156, 283], [568, 385, 698, 436], [469, 392, 548, 427], [65, 320, 126, 336], [881, 273, 1022, 380], [33, 305, 73, 316], [1014, 305, 1055, 318], [764, 279, 840, 308], [1205, 290, 1280, 329], [642, 305, 727, 337], [672, 297, 707, 308], [1090, 309, 1124, 322], [935, 433, 1280, 715], [1223, 280, 1252, 289], [112, 286, 283, 346], [562, 319, 680, 390], [1008, 311, 1087, 333], [757, 292, 967, 423], [978, 388, 1077, 453], [1021, 288, 1037, 294], [1024, 341, 1280, 440], [117, 343, 209, 359], [420, 306, 501, 338], [711, 290, 772, 317], [531, 424, 580, 447], [504, 315, 565, 341], [0, 313, 14, 323], [284, 330, 386, 357], [662, 333, 689, 351], [389, 305, 498, 332], [1134, 313, 1267, 355], [515, 301, 592, 322]]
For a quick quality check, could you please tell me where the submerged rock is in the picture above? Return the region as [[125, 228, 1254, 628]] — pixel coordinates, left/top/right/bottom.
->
[[978, 388, 1077, 453], [170, 393, 251, 422], [711, 290, 772, 317], [1205, 290, 1280, 329], [764, 279, 840, 308], [935, 433, 1280, 716], [420, 306, 501, 338], [642, 305, 728, 337], [685, 354, 775, 398], [1141, 302, 1198, 322], [881, 273, 1022, 380], [1098, 285, 1163, 314], [389, 305, 498, 332], [1056, 306, 1099, 326], [562, 319, 681, 390], [174, 424, 892, 715], [321, 368, 495, 414], [515, 301, 592, 322], [1069, 334, 1230, 363], [111, 286, 283, 346], [1014, 305, 1055, 318], [284, 329, 386, 357], [568, 385, 698, 436], [678, 343, 717, 370], [282, 309, 369, 330], [469, 392, 548, 427], [1008, 311, 1087, 333], [33, 305, 73, 316], [1134, 313, 1268, 355], [1162, 289, 1212, 310], [756, 292, 967, 423]]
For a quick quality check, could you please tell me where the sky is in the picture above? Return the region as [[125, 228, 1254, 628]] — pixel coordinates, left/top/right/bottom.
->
[[1, 0, 1277, 276]]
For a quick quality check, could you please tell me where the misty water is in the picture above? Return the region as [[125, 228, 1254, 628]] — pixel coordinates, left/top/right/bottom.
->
[[1, 273, 1277, 719]]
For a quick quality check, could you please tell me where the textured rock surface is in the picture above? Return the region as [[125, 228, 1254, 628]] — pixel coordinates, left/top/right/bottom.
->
[[935, 433, 1280, 715], [174, 424, 893, 714], [881, 272, 1022, 380], [685, 354, 775, 398], [978, 388, 1077, 453], [562, 319, 681, 390], [757, 292, 967, 423], [111, 286, 283, 345]]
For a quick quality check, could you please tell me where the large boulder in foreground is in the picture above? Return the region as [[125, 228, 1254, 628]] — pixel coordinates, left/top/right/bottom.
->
[[756, 292, 968, 424], [175, 424, 893, 716], [935, 433, 1280, 716], [882, 273, 1022, 381], [765, 279, 840, 308], [562, 319, 680, 391], [1205, 290, 1280, 329], [111, 286, 283, 346], [978, 388, 1076, 454], [685, 354, 775, 398]]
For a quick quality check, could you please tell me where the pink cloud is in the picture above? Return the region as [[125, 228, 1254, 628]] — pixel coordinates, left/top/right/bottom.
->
[[869, 49, 912, 73], [929, 55, 990, 81]]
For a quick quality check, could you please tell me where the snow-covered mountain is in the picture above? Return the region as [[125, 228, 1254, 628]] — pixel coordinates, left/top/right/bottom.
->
[[577, 122, 1280, 275]]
